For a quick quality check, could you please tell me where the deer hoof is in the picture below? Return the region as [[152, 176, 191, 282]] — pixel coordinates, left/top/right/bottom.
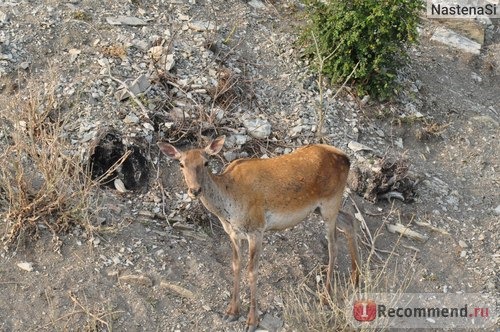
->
[[245, 324, 258, 332]]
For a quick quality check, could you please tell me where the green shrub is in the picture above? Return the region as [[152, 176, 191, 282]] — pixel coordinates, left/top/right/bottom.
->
[[302, 0, 423, 99]]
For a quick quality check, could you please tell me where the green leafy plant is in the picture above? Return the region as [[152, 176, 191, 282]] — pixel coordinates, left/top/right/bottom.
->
[[302, 0, 423, 99]]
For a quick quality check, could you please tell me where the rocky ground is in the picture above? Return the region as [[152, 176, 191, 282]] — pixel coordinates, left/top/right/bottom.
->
[[0, 1, 498, 331]]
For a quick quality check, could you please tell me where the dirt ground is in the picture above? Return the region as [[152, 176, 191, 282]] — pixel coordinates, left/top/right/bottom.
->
[[0, 1, 498, 331]]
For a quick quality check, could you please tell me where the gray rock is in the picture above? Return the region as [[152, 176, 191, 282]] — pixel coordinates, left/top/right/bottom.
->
[[347, 141, 373, 152], [231, 134, 249, 146], [248, 0, 266, 9], [188, 21, 215, 32], [243, 118, 272, 139], [165, 53, 175, 71], [431, 27, 481, 55], [259, 313, 283, 331], [106, 16, 148, 26], [129, 74, 150, 95], [458, 240, 469, 249], [289, 124, 304, 137], [116, 74, 151, 101], [124, 113, 140, 124], [0, 10, 8, 23], [494, 205, 500, 215], [471, 72, 482, 83]]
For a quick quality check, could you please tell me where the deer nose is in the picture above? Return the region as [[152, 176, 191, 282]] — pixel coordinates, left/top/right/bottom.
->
[[189, 187, 202, 198]]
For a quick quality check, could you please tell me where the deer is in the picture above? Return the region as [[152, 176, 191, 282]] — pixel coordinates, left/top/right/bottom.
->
[[157, 136, 361, 332]]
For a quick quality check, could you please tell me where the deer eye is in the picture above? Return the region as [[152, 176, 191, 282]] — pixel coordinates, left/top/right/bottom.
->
[[204, 161, 209, 167], [179, 163, 184, 168]]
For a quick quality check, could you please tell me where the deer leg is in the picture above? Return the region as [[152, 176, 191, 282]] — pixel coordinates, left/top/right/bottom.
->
[[321, 199, 341, 299], [225, 233, 242, 321], [246, 232, 263, 332], [338, 210, 361, 286]]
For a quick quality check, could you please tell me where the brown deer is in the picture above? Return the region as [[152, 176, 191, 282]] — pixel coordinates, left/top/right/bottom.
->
[[158, 136, 360, 332]]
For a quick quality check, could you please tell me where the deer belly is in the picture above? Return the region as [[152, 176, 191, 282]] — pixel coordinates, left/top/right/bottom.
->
[[264, 208, 315, 231]]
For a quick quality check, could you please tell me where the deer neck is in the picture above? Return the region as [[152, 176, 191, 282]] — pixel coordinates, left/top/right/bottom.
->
[[198, 169, 232, 220]]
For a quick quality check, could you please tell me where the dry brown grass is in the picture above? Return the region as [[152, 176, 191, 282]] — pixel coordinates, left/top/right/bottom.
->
[[282, 224, 416, 331], [102, 44, 128, 60], [42, 290, 122, 331], [0, 73, 102, 248]]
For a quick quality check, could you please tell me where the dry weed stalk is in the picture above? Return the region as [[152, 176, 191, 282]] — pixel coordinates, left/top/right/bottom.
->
[[283, 217, 416, 331], [0, 75, 103, 246]]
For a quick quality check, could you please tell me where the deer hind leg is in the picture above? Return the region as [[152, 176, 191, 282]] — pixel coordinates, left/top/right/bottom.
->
[[246, 232, 263, 332], [320, 196, 342, 298], [225, 232, 242, 321], [337, 210, 361, 286]]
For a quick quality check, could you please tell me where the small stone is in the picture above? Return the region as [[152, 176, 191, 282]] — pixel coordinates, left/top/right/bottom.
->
[[243, 118, 272, 139], [114, 178, 127, 193], [148, 46, 163, 61], [248, 0, 266, 9], [471, 72, 482, 83], [128, 74, 150, 96], [124, 113, 140, 124], [17, 262, 34, 272], [68, 48, 81, 63], [458, 240, 468, 248], [360, 95, 370, 105], [259, 313, 283, 331], [188, 21, 215, 32], [142, 122, 154, 131], [97, 58, 109, 67], [430, 26, 481, 55], [478, 234, 485, 241], [494, 205, 500, 215], [19, 61, 30, 70], [289, 125, 304, 137], [106, 16, 147, 26], [81, 131, 95, 143], [0, 10, 8, 23], [165, 54, 175, 71], [119, 274, 153, 287], [224, 151, 239, 162], [115, 89, 129, 101], [0, 53, 12, 61], [92, 237, 101, 246], [375, 128, 385, 137], [460, 250, 467, 258], [232, 134, 248, 146], [347, 141, 373, 152], [394, 137, 404, 149]]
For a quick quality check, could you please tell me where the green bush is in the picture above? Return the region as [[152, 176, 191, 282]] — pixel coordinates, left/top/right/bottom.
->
[[302, 0, 423, 99]]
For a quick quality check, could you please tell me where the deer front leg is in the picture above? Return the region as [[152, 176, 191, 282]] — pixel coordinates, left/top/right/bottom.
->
[[225, 233, 242, 321], [246, 232, 263, 332]]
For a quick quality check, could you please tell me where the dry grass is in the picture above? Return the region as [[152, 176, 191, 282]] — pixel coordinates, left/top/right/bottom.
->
[[0, 73, 102, 247], [42, 290, 122, 331], [282, 224, 416, 331], [102, 44, 127, 60]]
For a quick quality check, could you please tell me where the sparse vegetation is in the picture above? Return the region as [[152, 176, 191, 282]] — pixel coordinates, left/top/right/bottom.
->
[[0, 74, 101, 247], [283, 224, 416, 331], [302, 0, 423, 99], [71, 10, 92, 22]]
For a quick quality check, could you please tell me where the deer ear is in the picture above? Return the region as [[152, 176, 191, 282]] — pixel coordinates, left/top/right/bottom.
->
[[157, 142, 182, 160], [205, 136, 225, 155]]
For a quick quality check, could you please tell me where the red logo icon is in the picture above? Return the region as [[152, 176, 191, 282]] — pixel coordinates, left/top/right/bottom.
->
[[353, 299, 377, 321]]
